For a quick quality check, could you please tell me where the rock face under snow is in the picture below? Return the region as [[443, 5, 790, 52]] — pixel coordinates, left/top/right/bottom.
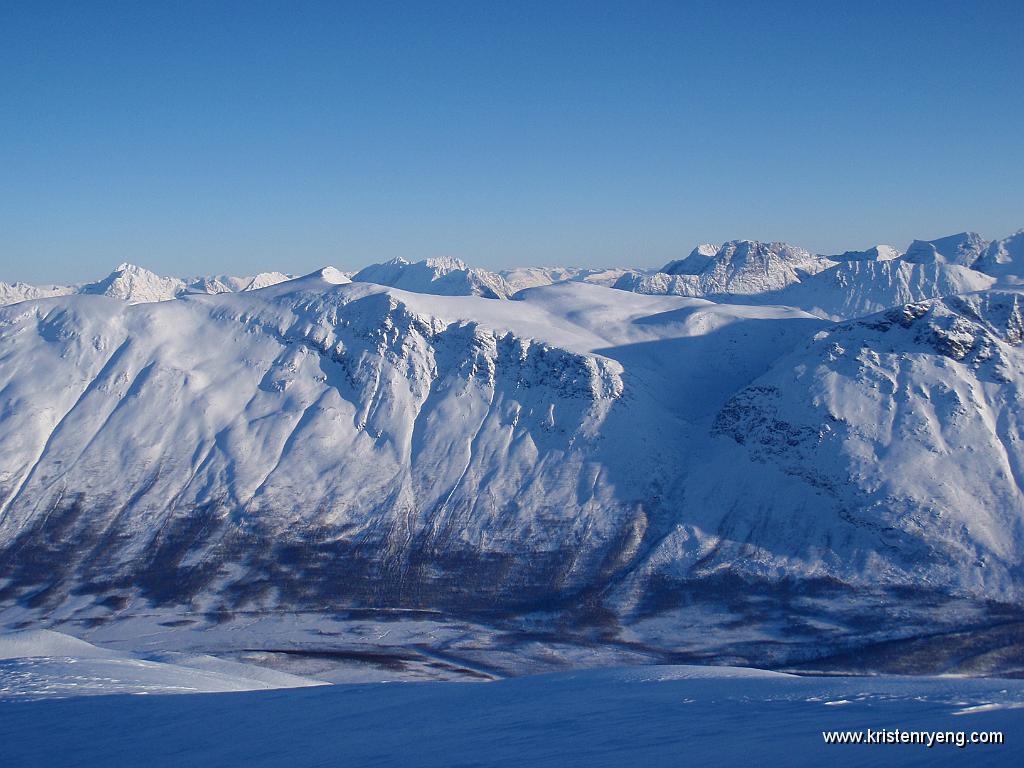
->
[[828, 244, 901, 261], [616, 240, 837, 298], [615, 235, 997, 320], [701, 291, 1024, 596]]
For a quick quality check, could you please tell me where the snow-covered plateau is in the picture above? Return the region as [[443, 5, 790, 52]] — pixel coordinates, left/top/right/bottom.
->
[[1, 230, 1023, 765]]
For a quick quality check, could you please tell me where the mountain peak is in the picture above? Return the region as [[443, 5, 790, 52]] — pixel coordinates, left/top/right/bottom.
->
[[661, 244, 717, 275], [903, 231, 988, 266], [317, 266, 351, 284], [79, 263, 185, 304], [972, 229, 1024, 281]]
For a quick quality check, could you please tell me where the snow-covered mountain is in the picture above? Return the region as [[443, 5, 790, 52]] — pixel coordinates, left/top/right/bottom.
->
[[614, 292, 1024, 614], [351, 258, 633, 298], [827, 244, 901, 261], [498, 266, 631, 292], [1, 230, 1023, 672], [618, 240, 838, 297], [1, 262, 628, 308], [0, 281, 74, 305], [244, 271, 293, 291], [749, 260, 994, 320], [77, 262, 194, 303], [615, 240, 838, 301], [352, 257, 513, 298], [903, 231, 989, 266], [0, 264, 298, 308], [973, 230, 1024, 282], [660, 243, 719, 275], [613, 233, 1008, 320]]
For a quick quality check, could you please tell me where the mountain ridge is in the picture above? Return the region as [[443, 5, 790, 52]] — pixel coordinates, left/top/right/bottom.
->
[[2, 230, 1023, 673]]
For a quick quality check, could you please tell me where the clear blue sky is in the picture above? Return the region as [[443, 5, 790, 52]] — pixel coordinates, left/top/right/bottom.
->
[[2, 0, 1022, 283]]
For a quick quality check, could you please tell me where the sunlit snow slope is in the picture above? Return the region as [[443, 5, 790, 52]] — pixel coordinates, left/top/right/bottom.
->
[[1, 237, 1024, 671]]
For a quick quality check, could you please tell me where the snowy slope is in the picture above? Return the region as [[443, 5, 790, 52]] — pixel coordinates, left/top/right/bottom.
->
[[498, 266, 583, 291], [0, 629, 118, 660], [1, 666, 1021, 767], [660, 243, 718, 274], [629, 292, 1024, 598], [0, 277, 825, 626], [762, 260, 994, 320], [244, 271, 293, 291], [0, 629, 321, 698]]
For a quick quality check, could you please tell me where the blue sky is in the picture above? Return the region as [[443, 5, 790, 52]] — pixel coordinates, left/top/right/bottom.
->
[[1, 0, 1022, 282]]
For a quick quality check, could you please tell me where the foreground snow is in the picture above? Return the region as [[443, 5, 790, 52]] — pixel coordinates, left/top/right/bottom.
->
[[0, 630, 1019, 766], [1, 660, 1020, 767]]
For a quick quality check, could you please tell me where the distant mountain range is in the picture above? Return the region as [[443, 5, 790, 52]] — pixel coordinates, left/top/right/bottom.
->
[[1, 228, 1023, 675]]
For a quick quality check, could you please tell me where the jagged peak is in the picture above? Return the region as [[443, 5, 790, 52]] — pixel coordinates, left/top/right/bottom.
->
[[422, 256, 470, 272], [717, 239, 814, 257], [112, 262, 159, 276]]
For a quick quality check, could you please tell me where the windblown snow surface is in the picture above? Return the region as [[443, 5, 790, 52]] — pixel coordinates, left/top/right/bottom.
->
[[1, 645, 1021, 767], [2, 231, 1024, 765]]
